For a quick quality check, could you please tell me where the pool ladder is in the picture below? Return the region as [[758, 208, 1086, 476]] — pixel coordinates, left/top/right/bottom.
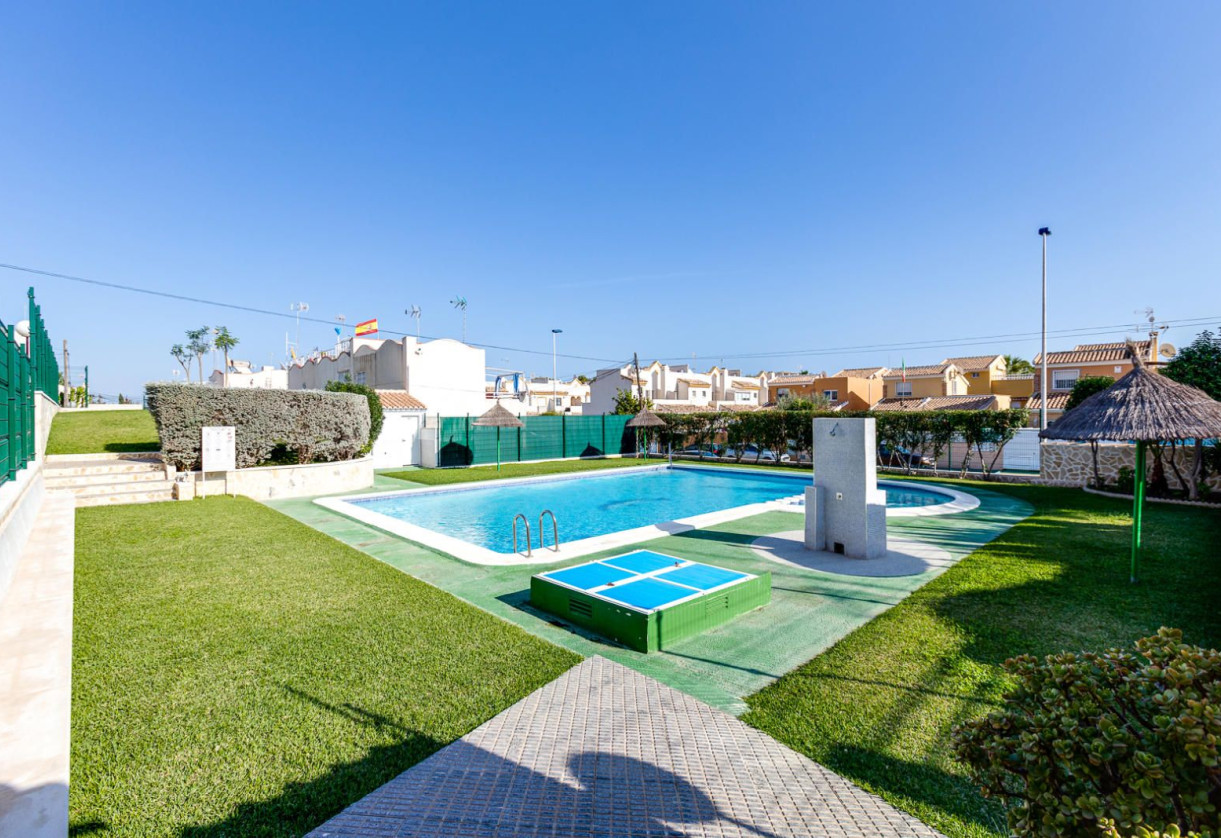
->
[[512, 510, 560, 557]]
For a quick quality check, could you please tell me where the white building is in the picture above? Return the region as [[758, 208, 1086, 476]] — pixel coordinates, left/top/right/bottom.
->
[[208, 361, 288, 389], [583, 362, 768, 415], [288, 336, 486, 417], [370, 390, 428, 468]]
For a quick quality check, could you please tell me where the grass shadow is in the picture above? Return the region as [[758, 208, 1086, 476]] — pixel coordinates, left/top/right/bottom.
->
[[102, 442, 159, 453]]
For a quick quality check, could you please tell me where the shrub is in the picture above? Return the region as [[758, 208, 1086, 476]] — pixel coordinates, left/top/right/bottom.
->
[[146, 384, 370, 470], [952, 629, 1221, 838], [325, 380, 384, 454]]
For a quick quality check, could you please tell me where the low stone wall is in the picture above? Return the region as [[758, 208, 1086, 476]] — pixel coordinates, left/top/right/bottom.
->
[[34, 393, 59, 458], [176, 455, 374, 501], [1040, 440, 1220, 492]]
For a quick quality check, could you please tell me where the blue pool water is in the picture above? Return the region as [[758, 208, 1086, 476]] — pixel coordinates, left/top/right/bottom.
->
[[351, 466, 952, 554], [538, 550, 751, 613]]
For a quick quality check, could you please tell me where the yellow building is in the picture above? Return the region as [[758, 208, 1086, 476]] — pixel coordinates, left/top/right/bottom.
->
[[881, 363, 968, 400], [1028, 339, 1157, 426]]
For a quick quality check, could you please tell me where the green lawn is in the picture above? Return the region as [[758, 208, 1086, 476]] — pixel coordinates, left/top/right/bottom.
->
[[741, 482, 1221, 838], [46, 409, 160, 454], [383, 455, 653, 484], [70, 497, 580, 837]]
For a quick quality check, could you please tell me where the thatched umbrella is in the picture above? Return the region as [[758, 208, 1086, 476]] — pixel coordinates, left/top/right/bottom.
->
[[473, 402, 524, 471], [626, 409, 667, 460], [1040, 345, 1221, 582]]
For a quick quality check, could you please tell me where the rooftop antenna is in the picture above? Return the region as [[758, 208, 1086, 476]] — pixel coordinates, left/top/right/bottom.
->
[[450, 296, 468, 342], [407, 305, 422, 339]]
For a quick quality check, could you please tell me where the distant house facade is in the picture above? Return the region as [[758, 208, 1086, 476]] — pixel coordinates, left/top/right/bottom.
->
[[288, 336, 486, 416], [882, 363, 969, 400], [208, 361, 288, 389], [1028, 339, 1158, 426], [488, 376, 591, 415], [584, 362, 767, 415]]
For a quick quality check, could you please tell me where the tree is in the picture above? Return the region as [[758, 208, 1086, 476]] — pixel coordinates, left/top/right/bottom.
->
[[612, 388, 652, 415], [1065, 375, 1115, 411], [575, 374, 591, 384], [171, 343, 192, 382], [213, 326, 239, 376], [1003, 355, 1035, 375], [186, 327, 212, 383], [1163, 328, 1221, 400], [777, 394, 831, 411]]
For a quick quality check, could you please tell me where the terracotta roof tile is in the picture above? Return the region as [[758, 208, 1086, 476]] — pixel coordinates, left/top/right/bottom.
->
[[770, 374, 821, 385], [376, 390, 427, 410], [832, 367, 889, 379], [1026, 392, 1072, 410], [871, 395, 997, 412], [943, 355, 1003, 371], [1034, 341, 1150, 365], [882, 363, 952, 379]]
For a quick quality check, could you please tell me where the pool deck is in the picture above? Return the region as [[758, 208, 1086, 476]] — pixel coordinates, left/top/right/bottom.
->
[[267, 473, 1030, 715], [307, 655, 943, 838]]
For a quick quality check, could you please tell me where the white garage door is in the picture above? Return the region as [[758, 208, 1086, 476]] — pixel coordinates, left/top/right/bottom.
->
[[373, 412, 423, 468]]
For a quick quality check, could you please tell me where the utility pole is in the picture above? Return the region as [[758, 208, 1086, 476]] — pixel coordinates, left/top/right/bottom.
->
[[1038, 227, 1052, 430]]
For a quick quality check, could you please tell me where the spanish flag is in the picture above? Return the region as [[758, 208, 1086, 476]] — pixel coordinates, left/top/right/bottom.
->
[[355, 318, 379, 337]]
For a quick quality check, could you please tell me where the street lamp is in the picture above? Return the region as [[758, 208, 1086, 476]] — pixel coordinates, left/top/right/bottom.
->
[[1038, 227, 1051, 430], [551, 329, 563, 412]]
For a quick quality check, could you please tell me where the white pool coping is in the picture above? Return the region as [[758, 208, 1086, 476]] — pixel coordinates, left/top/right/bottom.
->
[[314, 464, 979, 566]]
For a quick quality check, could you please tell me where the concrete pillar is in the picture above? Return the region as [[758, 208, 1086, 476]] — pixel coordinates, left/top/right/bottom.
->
[[805, 417, 887, 559]]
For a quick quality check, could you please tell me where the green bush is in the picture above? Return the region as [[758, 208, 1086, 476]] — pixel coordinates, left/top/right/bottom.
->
[[146, 384, 370, 470], [325, 380, 384, 454], [952, 629, 1221, 838]]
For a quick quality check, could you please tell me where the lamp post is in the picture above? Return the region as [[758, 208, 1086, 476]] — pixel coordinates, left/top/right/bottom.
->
[[1038, 227, 1051, 430], [551, 329, 563, 412]]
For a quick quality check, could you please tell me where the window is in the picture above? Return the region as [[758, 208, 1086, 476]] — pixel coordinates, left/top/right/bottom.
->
[[896, 382, 913, 397], [1114, 365, 1123, 374], [777, 388, 790, 398], [1052, 369, 1079, 391], [971, 372, 980, 378], [355, 372, 367, 385], [822, 389, 838, 401]]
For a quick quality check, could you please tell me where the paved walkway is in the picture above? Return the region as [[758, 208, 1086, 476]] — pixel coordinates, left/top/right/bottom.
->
[[309, 657, 942, 838], [0, 491, 75, 838]]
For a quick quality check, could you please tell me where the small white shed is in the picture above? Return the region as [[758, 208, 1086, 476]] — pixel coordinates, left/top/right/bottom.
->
[[372, 390, 427, 468]]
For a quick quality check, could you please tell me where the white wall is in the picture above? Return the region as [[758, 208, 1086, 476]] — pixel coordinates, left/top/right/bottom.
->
[[372, 411, 424, 467]]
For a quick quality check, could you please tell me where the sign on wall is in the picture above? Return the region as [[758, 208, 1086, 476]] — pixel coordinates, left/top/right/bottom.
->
[[355, 318, 379, 337], [201, 426, 236, 473]]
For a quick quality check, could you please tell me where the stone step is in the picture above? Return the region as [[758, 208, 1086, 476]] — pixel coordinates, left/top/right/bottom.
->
[[65, 480, 177, 507], [43, 459, 165, 478], [45, 469, 169, 489]]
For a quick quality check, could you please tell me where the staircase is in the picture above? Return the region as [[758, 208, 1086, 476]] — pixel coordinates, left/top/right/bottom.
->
[[44, 454, 176, 507]]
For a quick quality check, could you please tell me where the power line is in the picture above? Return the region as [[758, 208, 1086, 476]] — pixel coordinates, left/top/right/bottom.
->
[[0, 262, 624, 365]]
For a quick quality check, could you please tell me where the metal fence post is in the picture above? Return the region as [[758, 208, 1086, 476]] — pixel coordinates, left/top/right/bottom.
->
[[6, 333, 16, 481]]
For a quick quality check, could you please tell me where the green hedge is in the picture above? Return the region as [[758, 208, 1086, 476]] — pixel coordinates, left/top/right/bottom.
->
[[146, 384, 370, 470], [660, 408, 1030, 477]]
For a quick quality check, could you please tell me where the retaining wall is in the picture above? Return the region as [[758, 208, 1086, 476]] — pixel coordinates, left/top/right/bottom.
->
[[176, 455, 374, 501], [1040, 440, 1220, 492]]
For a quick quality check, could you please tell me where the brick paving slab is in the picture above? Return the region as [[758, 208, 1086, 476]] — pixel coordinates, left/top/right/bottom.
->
[[309, 657, 942, 838]]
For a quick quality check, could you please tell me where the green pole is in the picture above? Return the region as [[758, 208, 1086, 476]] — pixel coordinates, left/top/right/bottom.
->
[[84, 365, 89, 407], [1130, 440, 1146, 584], [496, 426, 501, 471]]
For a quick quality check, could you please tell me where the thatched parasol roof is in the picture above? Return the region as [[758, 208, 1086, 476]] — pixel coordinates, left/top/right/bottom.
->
[[1040, 345, 1221, 442], [473, 402, 525, 428], [626, 409, 667, 428]]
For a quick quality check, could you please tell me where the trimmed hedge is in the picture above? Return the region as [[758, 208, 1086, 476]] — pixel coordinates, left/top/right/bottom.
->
[[325, 380, 384, 454], [146, 384, 370, 470]]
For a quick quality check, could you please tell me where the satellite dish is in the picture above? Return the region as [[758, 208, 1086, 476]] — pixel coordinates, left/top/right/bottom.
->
[[1159, 343, 1177, 359]]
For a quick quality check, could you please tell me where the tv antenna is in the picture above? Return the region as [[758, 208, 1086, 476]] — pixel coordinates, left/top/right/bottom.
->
[[407, 305, 422, 339], [450, 296, 468, 342], [289, 301, 309, 354]]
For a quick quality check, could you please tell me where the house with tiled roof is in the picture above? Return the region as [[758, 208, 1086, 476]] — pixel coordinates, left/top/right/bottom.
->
[[871, 395, 1003, 412], [881, 362, 969, 400], [584, 362, 768, 415], [1026, 338, 1159, 426]]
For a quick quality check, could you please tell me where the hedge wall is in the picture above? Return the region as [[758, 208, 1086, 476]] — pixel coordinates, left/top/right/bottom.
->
[[146, 384, 371, 470]]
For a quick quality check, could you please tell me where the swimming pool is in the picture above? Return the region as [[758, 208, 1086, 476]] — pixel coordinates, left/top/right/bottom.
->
[[318, 465, 973, 565]]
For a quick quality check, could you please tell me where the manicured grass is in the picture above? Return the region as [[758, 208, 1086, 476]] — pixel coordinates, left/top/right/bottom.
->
[[384, 456, 653, 485], [741, 482, 1221, 838], [70, 497, 580, 837], [46, 409, 160, 454]]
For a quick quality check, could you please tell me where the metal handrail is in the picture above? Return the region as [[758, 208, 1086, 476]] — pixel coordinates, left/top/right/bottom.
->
[[539, 509, 559, 552], [513, 513, 532, 557]]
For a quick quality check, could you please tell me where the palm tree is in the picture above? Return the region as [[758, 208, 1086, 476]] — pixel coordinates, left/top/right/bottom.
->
[[171, 344, 192, 382], [1003, 354, 1035, 375], [213, 326, 239, 380], [186, 327, 211, 383]]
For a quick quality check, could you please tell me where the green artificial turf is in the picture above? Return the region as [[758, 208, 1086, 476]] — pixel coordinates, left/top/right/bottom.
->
[[70, 497, 580, 837], [46, 409, 160, 454], [741, 482, 1221, 838], [383, 456, 653, 484]]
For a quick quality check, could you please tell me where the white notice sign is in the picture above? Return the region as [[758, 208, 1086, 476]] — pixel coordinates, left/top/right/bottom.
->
[[201, 426, 236, 473]]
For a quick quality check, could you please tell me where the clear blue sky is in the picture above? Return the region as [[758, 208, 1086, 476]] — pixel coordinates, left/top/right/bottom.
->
[[2, 2, 1218, 399]]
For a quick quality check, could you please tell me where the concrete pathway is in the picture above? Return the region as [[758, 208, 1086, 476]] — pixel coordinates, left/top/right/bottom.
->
[[308, 657, 942, 838], [0, 491, 75, 838]]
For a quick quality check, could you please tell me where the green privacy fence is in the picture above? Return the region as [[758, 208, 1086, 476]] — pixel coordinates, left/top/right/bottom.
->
[[1, 288, 60, 485], [436, 413, 635, 467]]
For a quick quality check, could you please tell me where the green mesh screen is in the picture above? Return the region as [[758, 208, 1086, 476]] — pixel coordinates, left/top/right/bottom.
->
[[434, 413, 633, 467]]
